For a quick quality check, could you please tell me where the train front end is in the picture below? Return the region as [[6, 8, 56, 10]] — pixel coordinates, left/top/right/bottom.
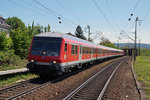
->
[[27, 36, 63, 76]]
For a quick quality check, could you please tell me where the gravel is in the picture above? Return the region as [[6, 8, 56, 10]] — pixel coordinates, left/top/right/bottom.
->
[[18, 57, 122, 100], [16, 56, 140, 100], [102, 57, 140, 100]]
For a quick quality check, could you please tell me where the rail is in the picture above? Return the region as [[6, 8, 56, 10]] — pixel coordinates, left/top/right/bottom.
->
[[64, 57, 127, 100]]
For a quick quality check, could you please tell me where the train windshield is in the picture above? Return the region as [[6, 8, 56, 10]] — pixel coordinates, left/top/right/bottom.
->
[[31, 37, 62, 56]]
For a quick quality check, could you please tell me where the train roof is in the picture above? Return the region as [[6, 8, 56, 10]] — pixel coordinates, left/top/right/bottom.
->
[[35, 32, 123, 52]]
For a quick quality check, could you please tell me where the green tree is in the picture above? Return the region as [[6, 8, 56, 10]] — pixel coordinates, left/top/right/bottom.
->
[[27, 23, 43, 37], [44, 27, 47, 32], [100, 37, 116, 48], [75, 25, 86, 40], [6, 16, 25, 30], [11, 28, 31, 58], [0, 32, 13, 50], [47, 24, 50, 32]]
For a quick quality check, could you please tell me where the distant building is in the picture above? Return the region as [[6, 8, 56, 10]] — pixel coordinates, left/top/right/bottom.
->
[[0, 15, 11, 32]]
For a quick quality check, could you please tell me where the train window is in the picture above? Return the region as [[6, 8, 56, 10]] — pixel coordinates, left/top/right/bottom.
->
[[82, 47, 84, 54], [80, 46, 82, 54], [86, 47, 88, 54], [100, 49, 103, 54], [65, 43, 67, 52], [71, 45, 74, 55], [87, 47, 88, 54], [90, 48, 91, 54], [75, 45, 78, 54], [31, 37, 62, 56]]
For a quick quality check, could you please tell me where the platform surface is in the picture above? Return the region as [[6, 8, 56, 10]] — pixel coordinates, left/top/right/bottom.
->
[[0, 68, 28, 76]]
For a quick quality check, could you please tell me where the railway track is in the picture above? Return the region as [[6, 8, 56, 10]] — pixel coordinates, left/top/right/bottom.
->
[[0, 57, 125, 100], [64, 57, 128, 100], [0, 78, 49, 100], [0, 60, 101, 100]]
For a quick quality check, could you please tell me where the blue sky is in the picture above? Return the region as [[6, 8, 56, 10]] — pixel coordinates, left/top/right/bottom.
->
[[1, 0, 150, 44]]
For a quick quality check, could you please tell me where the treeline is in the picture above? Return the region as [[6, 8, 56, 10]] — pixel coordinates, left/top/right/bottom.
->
[[139, 48, 150, 56], [0, 16, 51, 59]]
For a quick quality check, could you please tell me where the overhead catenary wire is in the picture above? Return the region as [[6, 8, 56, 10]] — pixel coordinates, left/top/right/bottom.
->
[[55, 0, 87, 26], [32, 0, 77, 27], [93, 0, 118, 34], [55, 0, 100, 38], [131, 0, 140, 15], [142, 6, 150, 23], [123, 0, 141, 30], [8, 0, 57, 21], [105, 0, 120, 30], [8, 0, 75, 29]]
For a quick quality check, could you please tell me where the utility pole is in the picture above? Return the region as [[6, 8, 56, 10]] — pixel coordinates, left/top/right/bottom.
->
[[139, 39, 141, 56], [134, 17, 139, 61], [87, 25, 92, 41]]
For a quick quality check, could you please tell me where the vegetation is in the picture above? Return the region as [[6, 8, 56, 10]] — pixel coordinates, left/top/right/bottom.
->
[[75, 25, 86, 40], [0, 16, 51, 71], [100, 37, 117, 48], [0, 32, 13, 51], [6, 16, 26, 30], [0, 51, 27, 71], [0, 73, 37, 86], [134, 56, 150, 99], [139, 48, 150, 56]]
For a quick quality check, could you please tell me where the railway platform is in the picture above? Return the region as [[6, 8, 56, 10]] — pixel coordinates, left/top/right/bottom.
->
[[0, 68, 28, 76]]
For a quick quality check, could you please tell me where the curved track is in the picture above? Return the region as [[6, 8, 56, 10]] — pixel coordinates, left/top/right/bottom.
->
[[64, 57, 128, 100], [0, 61, 101, 100], [0, 78, 49, 100]]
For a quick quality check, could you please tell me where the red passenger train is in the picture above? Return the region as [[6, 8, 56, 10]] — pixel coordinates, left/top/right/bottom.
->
[[27, 32, 124, 76]]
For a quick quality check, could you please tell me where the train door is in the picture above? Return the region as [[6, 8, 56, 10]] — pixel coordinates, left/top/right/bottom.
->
[[79, 46, 82, 61], [91, 47, 93, 59], [64, 43, 70, 62]]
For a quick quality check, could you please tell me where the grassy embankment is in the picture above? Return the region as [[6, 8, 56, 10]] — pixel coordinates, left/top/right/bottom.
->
[[0, 50, 27, 71], [0, 51, 38, 86], [0, 73, 37, 86], [134, 56, 150, 99]]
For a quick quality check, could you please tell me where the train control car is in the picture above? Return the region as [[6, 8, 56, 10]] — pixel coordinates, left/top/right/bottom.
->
[[27, 32, 124, 76]]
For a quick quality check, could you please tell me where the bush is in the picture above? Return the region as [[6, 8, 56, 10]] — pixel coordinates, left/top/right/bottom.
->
[[11, 28, 31, 58], [0, 32, 13, 51], [0, 50, 27, 70]]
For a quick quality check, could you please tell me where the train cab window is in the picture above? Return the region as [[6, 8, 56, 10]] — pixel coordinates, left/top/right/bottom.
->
[[71, 45, 75, 55], [65, 43, 67, 52], [31, 37, 62, 56]]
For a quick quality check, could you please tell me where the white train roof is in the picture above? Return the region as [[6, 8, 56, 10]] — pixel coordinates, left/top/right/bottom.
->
[[35, 32, 123, 52]]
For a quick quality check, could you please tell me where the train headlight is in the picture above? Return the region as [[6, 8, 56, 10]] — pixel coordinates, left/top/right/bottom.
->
[[31, 60, 34, 62], [53, 61, 56, 63]]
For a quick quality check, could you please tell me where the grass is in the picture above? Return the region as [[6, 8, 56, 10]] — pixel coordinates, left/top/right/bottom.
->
[[0, 50, 28, 71], [0, 59, 28, 71], [0, 73, 38, 87], [134, 56, 150, 99]]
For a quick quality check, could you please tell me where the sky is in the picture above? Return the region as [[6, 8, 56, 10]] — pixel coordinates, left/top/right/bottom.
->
[[1, 0, 150, 44]]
